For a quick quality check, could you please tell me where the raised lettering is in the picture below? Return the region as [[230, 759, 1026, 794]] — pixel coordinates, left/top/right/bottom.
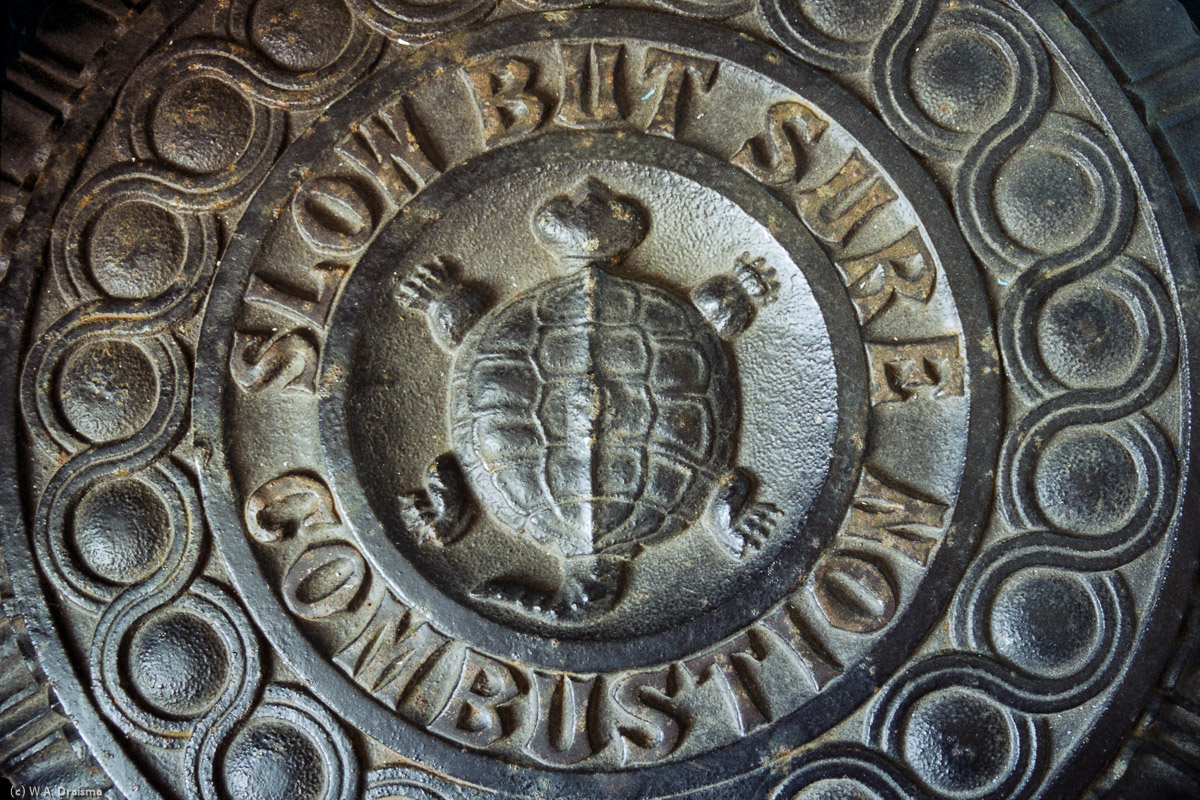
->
[[230, 328, 319, 394], [631, 49, 719, 137], [281, 543, 366, 619], [795, 150, 896, 244], [337, 99, 441, 203], [467, 57, 551, 146], [637, 662, 743, 757], [844, 469, 948, 565], [770, 603, 843, 688], [334, 594, 444, 707], [685, 639, 767, 733], [245, 262, 348, 331], [398, 641, 467, 727], [432, 654, 533, 748], [528, 672, 594, 765], [837, 229, 935, 323], [586, 675, 668, 767], [292, 176, 376, 254], [728, 625, 819, 722], [611, 672, 683, 763], [244, 472, 340, 543], [810, 552, 897, 633], [557, 43, 624, 128], [733, 101, 827, 185], [406, 70, 490, 167], [866, 336, 964, 404]]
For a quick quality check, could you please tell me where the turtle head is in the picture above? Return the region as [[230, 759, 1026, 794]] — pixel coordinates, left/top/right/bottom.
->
[[534, 179, 649, 268]]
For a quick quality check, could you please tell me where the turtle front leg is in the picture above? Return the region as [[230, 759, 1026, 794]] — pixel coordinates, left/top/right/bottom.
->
[[691, 252, 780, 339], [394, 256, 490, 351], [707, 468, 782, 559], [398, 454, 475, 546]]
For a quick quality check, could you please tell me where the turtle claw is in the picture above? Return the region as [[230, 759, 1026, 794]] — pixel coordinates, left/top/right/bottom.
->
[[398, 454, 474, 546], [709, 468, 781, 559], [728, 502, 781, 557], [394, 256, 490, 350], [734, 252, 780, 304], [691, 252, 780, 339], [395, 260, 450, 305]]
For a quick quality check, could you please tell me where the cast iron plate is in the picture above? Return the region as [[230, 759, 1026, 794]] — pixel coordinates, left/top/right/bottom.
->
[[1, 0, 1197, 798]]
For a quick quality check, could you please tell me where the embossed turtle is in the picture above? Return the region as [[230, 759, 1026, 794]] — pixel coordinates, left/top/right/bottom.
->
[[395, 179, 781, 619]]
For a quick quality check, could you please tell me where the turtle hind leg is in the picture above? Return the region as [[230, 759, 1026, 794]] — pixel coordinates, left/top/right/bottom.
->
[[394, 256, 490, 350], [708, 467, 782, 559], [398, 454, 475, 546], [691, 252, 781, 339]]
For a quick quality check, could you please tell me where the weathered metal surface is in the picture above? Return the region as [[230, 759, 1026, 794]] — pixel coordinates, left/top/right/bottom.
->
[[1, 0, 1197, 798]]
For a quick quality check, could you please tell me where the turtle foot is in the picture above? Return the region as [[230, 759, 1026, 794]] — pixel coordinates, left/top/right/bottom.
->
[[733, 252, 780, 305], [394, 256, 489, 349], [708, 468, 781, 559], [398, 454, 475, 546], [691, 252, 780, 339], [724, 502, 782, 559]]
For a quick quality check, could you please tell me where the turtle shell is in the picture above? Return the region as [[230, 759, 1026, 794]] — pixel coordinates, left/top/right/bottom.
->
[[450, 266, 738, 557]]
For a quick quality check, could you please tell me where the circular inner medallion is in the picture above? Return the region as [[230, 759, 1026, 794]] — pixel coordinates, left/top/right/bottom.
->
[[327, 134, 858, 648]]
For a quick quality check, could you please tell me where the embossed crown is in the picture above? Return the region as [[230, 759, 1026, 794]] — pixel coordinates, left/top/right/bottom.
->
[[534, 179, 649, 263]]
